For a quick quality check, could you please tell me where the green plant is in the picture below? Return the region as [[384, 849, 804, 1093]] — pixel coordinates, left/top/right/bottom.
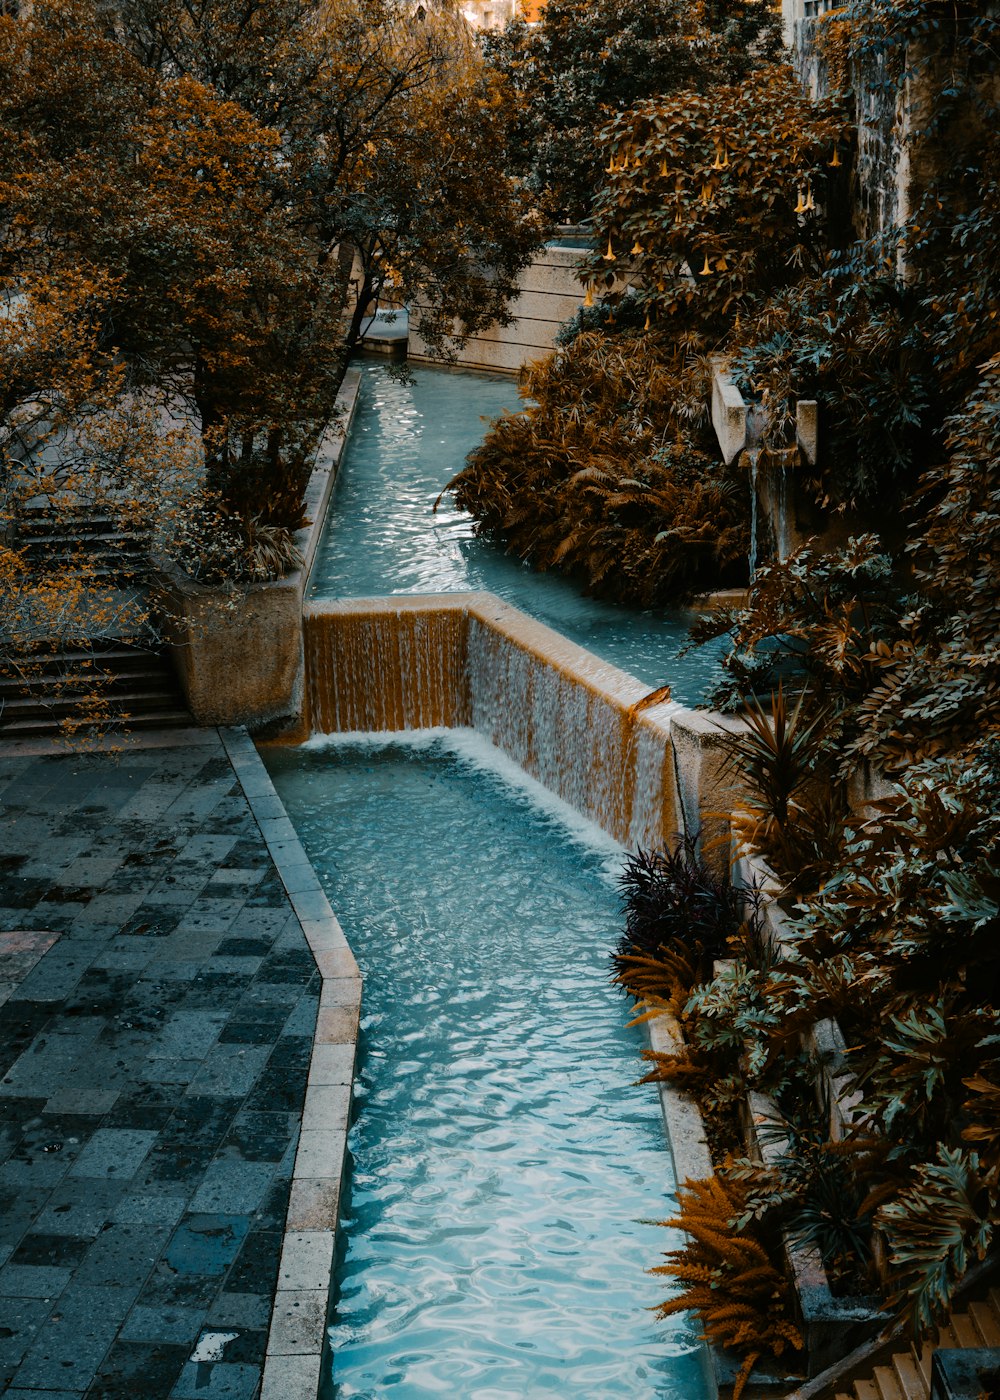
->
[[878, 1147, 999, 1337], [483, 0, 781, 223], [234, 517, 304, 582], [728, 1110, 878, 1296], [721, 684, 848, 892], [584, 63, 851, 337]]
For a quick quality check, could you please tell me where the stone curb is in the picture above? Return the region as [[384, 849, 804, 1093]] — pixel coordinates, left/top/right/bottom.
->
[[645, 1010, 714, 1187], [218, 725, 360, 1400]]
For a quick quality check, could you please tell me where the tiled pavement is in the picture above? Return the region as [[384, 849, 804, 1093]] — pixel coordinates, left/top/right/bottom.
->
[[0, 733, 322, 1399]]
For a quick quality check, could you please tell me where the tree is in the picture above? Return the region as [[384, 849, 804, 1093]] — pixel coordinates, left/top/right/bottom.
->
[[0, 3, 341, 523], [1, 0, 543, 530], [483, 0, 783, 223], [582, 64, 851, 337], [109, 0, 542, 367], [339, 31, 544, 356]]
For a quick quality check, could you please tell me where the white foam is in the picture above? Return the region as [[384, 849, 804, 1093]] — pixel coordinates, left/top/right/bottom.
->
[[300, 726, 625, 876]]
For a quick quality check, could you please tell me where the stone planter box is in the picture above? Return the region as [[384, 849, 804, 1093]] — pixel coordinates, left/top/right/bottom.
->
[[153, 564, 306, 727], [742, 1088, 883, 1377], [931, 1348, 1000, 1400], [729, 848, 883, 1376], [154, 370, 361, 729]]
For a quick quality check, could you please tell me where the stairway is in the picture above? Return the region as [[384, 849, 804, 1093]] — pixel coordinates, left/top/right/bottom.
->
[[16, 506, 154, 585], [833, 1288, 1000, 1400], [0, 506, 192, 739], [0, 639, 191, 739]]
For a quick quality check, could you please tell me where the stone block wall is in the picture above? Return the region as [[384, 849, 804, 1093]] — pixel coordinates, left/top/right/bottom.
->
[[408, 244, 587, 374]]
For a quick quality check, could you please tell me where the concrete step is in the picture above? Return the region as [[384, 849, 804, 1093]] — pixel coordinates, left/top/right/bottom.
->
[[854, 1380, 880, 1400], [0, 660, 174, 694], [950, 1312, 981, 1349], [967, 1299, 1000, 1346], [0, 689, 184, 721], [936, 1324, 958, 1349], [0, 707, 192, 738], [891, 1350, 928, 1400], [873, 1366, 905, 1400], [911, 1340, 935, 1391], [8, 642, 160, 669]]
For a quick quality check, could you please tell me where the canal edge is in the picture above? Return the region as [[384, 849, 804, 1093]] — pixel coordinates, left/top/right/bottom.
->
[[219, 724, 360, 1400]]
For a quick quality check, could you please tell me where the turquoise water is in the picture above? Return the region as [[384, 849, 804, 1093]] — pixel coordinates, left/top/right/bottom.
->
[[265, 733, 711, 1400], [311, 363, 724, 703]]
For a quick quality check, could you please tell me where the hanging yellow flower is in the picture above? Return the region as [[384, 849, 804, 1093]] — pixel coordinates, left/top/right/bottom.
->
[[631, 239, 644, 256], [584, 283, 595, 307], [661, 159, 669, 178], [700, 253, 712, 276], [794, 187, 806, 214], [716, 255, 728, 272], [828, 147, 841, 168], [603, 236, 616, 262]]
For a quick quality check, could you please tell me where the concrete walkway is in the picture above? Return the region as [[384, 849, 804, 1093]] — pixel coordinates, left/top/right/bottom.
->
[[0, 730, 336, 1398]]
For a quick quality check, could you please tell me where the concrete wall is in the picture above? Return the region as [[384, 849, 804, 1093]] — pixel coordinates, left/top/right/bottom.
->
[[408, 244, 588, 374], [156, 370, 363, 729]]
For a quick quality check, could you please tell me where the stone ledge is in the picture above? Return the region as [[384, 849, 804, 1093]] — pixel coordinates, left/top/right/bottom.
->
[[217, 725, 360, 1400]]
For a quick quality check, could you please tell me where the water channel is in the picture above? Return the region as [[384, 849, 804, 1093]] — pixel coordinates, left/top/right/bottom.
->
[[310, 362, 725, 705], [270, 358, 720, 1395], [265, 734, 711, 1399]]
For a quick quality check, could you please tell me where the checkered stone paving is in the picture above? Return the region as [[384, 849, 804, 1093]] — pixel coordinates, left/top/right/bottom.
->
[[0, 734, 320, 1399]]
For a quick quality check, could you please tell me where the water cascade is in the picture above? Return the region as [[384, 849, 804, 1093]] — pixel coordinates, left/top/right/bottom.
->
[[775, 458, 791, 561], [747, 446, 761, 578], [303, 594, 689, 852], [309, 363, 725, 703], [279, 362, 746, 1396]]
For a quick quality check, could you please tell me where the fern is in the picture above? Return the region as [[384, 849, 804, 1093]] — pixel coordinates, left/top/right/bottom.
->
[[652, 1176, 803, 1400]]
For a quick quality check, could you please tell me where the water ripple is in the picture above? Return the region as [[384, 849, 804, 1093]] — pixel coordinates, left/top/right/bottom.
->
[[267, 740, 711, 1399], [309, 363, 724, 702]]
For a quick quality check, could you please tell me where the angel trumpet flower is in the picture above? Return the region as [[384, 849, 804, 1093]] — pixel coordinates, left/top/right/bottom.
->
[[700, 253, 712, 276], [603, 236, 616, 262]]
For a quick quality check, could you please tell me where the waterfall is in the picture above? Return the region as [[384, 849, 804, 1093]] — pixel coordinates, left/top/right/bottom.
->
[[747, 447, 761, 579], [303, 598, 469, 733], [776, 460, 790, 562], [303, 595, 683, 850]]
